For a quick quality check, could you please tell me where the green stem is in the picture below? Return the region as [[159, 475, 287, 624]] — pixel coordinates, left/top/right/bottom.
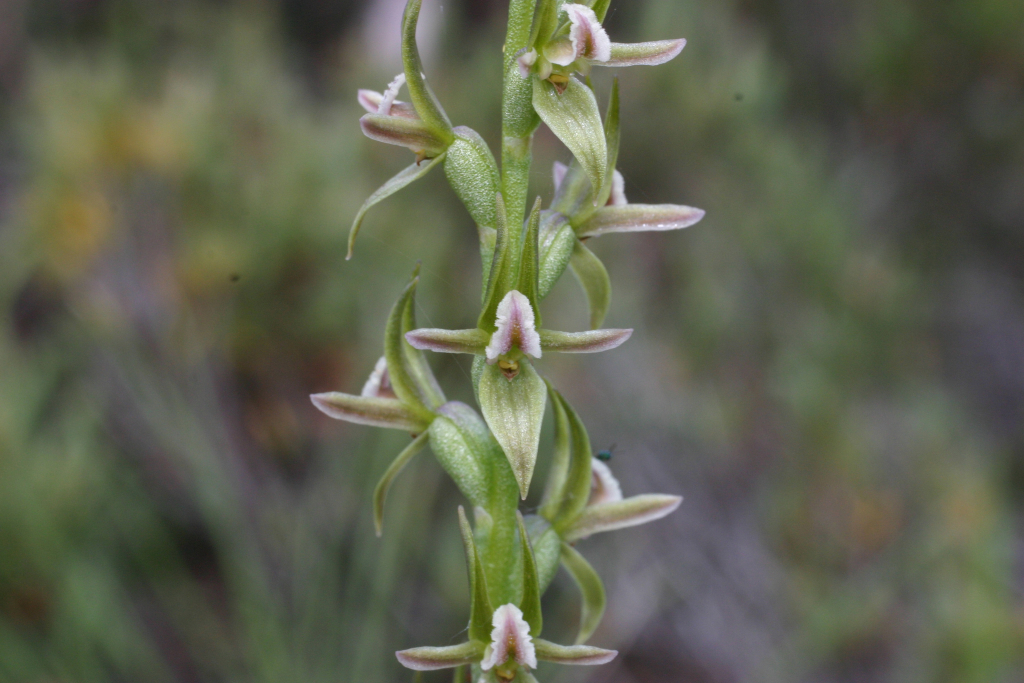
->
[[500, 0, 540, 233]]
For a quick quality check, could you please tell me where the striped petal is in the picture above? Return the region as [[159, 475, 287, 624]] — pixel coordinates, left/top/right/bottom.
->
[[396, 641, 485, 671], [405, 328, 489, 355], [310, 392, 428, 432], [534, 639, 617, 665]]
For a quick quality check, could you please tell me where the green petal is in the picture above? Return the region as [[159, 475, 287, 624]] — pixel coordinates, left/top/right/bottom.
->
[[347, 153, 446, 260], [575, 204, 705, 238], [532, 77, 607, 201], [539, 382, 572, 521], [560, 542, 606, 644], [550, 389, 594, 529], [373, 431, 430, 536], [478, 361, 547, 499], [569, 238, 611, 330], [478, 193, 517, 331], [400, 283, 447, 409]]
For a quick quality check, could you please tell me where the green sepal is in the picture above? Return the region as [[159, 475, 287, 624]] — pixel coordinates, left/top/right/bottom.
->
[[549, 388, 593, 529], [478, 361, 547, 500], [532, 77, 607, 201], [478, 194, 517, 331], [517, 197, 543, 319], [348, 153, 446, 260], [401, 278, 447, 409], [569, 239, 611, 329], [373, 431, 430, 536], [445, 127, 502, 230], [459, 506, 495, 643], [516, 512, 543, 637], [530, 0, 561, 49], [428, 402, 501, 509], [539, 382, 571, 520], [523, 514, 561, 592], [595, 78, 620, 208], [560, 542, 606, 644], [591, 0, 611, 23], [385, 269, 437, 420], [538, 211, 575, 298], [564, 494, 683, 542], [402, 0, 454, 138], [533, 639, 617, 665]]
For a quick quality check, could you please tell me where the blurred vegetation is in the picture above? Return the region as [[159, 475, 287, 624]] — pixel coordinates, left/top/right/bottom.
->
[[0, 0, 1022, 682]]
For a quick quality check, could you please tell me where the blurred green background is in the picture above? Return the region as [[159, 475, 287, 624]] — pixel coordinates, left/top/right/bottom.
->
[[1, 0, 1023, 681]]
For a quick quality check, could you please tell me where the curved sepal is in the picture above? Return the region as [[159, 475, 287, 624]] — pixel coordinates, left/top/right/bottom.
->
[[549, 389, 594, 528], [575, 204, 706, 238], [401, 0, 454, 137], [310, 393, 428, 432], [523, 514, 561, 592], [445, 127, 502, 229], [396, 640, 485, 671], [596, 78, 621, 208], [534, 639, 617, 665], [606, 39, 687, 67], [516, 512, 543, 637], [479, 194, 517, 332], [459, 506, 495, 643], [538, 212, 576, 298], [400, 284, 447, 409], [373, 431, 430, 536], [539, 383, 572, 520], [569, 239, 611, 330], [532, 77, 607, 201], [385, 270, 437, 420], [564, 494, 683, 542], [347, 153, 446, 260], [560, 542, 606, 644], [478, 361, 547, 499]]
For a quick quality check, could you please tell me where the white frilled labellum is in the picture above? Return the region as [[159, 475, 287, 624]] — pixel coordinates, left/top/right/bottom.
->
[[360, 356, 393, 398], [564, 4, 612, 64], [589, 457, 623, 506], [480, 604, 538, 673], [485, 290, 543, 364]]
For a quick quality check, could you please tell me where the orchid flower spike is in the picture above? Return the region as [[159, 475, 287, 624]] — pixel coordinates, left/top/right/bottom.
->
[[520, 3, 687, 86], [404, 289, 632, 379]]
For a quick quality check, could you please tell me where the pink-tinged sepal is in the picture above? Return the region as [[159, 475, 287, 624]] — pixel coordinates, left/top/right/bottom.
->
[[534, 639, 618, 665], [309, 392, 428, 432], [576, 204, 706, 238], [486, 290, 543, 363], [405, 328, 489, 355], [480, 604, 538, 672], [537, 328, 632, 354], [359, 113, 450, 158], [395, 641, 485, 671], [605, 38, 687, 66], [565, 493, 683, 541]]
